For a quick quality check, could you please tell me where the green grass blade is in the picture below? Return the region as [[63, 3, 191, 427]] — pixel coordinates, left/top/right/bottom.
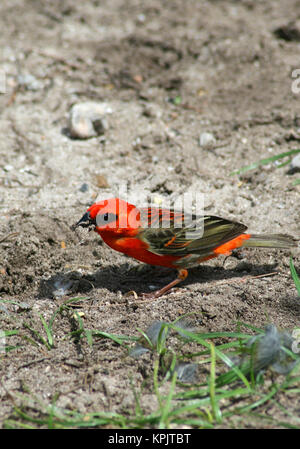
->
[[3, 330, 19, 337], [91, 330, 132, 345], [169, 325, 251, 389], [85, 330, 93, 347], [209, 343, 222, 423], [159, 370, 177, 428], [229, 385, 279, 416], [290, 257, 300, 297], [230, 149, 300, 175], [38, 313, 53, 348], [23, 322, 50, 350]]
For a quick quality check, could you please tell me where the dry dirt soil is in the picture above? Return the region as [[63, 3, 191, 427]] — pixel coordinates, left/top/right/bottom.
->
[[0, 0, 300, 428]]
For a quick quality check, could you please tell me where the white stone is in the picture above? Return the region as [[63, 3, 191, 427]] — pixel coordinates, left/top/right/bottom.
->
[[69, 102, 111, 139], [290, 153, 300, 172], [199, 132, 216, 148]]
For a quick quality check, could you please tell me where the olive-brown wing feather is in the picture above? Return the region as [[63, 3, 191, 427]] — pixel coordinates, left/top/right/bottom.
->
[[139, 207, 247, 258]]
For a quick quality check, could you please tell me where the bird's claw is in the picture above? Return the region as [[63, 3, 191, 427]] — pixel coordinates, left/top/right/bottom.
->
[[123, 290, 139, 299]]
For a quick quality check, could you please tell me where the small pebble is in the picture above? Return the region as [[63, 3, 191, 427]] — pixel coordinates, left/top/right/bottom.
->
[[199, 132, 216, 148], [142, 103, 161, 118], [3, 164, 13, 172], [94, 174, 109, 188], [137, 13, 146, 23], [18, 73, 43, 91], [69, 102, 111, 139], [287, 153, 300, 174], [0, 304, 10, 316], [79, 183, 89, 193]]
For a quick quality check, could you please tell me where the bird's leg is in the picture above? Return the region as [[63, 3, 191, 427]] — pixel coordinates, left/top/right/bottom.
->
[[142, 269, 188, 300]]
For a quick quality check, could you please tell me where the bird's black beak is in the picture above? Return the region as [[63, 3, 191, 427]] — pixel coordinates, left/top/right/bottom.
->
[[73, 212, 96, 230]]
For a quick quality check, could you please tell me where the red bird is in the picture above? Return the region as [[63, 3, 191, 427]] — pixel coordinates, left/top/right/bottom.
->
[[75, 198, 296, 298]]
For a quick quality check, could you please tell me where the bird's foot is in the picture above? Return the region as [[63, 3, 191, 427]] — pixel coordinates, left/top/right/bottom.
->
[[124, 269, 188, 301]]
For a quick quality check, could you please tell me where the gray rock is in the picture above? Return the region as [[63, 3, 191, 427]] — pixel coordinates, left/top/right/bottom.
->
[[79, 183, 89, 193]]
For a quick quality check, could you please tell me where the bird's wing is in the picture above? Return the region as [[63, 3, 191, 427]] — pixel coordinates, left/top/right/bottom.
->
[[138, 207, 247, 258]]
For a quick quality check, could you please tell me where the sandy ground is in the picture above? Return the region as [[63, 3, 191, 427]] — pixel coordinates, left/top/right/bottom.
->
[[0, 0, 299, 428]]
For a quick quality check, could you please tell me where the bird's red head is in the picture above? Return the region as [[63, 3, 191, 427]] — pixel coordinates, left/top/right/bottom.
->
[[75, 198, 141, 234]]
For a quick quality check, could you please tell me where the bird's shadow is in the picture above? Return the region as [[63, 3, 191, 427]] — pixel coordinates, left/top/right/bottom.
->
[[37, 261, 279, 299]]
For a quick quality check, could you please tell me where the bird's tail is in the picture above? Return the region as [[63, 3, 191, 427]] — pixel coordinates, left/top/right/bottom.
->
[[242, 233, 297, 249]]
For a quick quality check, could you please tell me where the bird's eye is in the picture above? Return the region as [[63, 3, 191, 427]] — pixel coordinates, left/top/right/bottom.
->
[[96, 212, 117, 228]]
